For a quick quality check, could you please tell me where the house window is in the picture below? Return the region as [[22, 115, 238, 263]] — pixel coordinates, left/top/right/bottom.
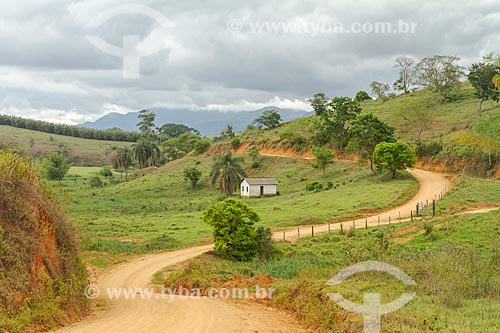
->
[[246, 186, 249, 192]]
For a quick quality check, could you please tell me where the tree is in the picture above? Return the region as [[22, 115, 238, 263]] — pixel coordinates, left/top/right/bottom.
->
[[158, 123, 200, 139], [373, 141, 416, 178], [312, 146, 334, 176], [354, 91, 372, 103], [253, 109, 282, 129], [40, 152, 71, 180], [132, 140, 161, 176], [210, 150, 247, 196], [116, 147, 132, 181], [183, 167, 202, 189], [320, 97, 362, 155], [247, 145, 261, 161], [494, 75, 500, 92], [221, 124, 235, 139], [398, 92, 439, 140], [137, 109, 157, 141], [308, 93, 329, 116], [416, 55, 465, 99], [393, 56, 417, 94], [468, 62, 500, 116], [370, 81, 391, 100], [349, 114, 395, 174], [203, 199, 260, 261]]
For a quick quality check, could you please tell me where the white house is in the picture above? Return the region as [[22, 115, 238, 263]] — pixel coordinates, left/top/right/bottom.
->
[[241, 178, 278, 198]]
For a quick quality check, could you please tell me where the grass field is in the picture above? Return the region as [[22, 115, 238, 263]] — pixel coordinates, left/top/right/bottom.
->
[[56, 154, 418, 266], [0, 125, 131, 165], [164, 209, 500, 332]]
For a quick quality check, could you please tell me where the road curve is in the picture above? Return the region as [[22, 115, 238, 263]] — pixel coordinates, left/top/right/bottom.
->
[[53, 160, 450, 333], [53, 244, 306, 333]]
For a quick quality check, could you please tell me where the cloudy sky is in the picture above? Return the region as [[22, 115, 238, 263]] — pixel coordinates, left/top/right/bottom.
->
[[0, 0, 498, 124]]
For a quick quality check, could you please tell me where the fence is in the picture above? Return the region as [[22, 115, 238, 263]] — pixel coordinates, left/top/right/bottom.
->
[[276, 186, 451, 242]]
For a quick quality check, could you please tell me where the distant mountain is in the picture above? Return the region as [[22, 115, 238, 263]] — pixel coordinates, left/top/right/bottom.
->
[[80, 107, 312, 135]]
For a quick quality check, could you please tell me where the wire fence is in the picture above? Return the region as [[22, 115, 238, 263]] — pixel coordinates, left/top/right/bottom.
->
[[276, 186, 451, 242]]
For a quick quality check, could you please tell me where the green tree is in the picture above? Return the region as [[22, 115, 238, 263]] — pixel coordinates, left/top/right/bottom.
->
[[416, 55, 465, 99], [354, 91, 372, 103], [183, 167, 202, 189], [312, 146, 334, 176], [158, 123, 200, 138], [370, 81, 390, 100], [116, 147, 132, 181], [308, 93, 329, 116], [210, 150, 247, 196], [393, 56, 417, 94], [137, 109, 157, 141], [321, 97, 362, 155], [247, 145, 261, 161], [468, 61, 500, 116], [40, 152, 71, 180], [132, 140, 161, 176], [253, 109, 282, 129], [349, 114, 395, 174], [373, 141, 416, 178], [203, 199, 260, 261]]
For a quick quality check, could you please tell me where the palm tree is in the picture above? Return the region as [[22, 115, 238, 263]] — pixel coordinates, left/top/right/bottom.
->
[[210, 150, 246, 196], [116, 147, 132, 181], [132, 140, 162, 176], [132, 140, 148, 175]]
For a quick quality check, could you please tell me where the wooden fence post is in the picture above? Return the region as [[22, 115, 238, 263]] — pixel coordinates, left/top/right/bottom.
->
[[432, 199, 436, 217], [340, 222, 344, 234], [297, 227, 300, 239], [311, 225, 314, 237], [328, 222, 331, 233], [353, 220, 356, 230], [365, 218, 368, 229], [378, 216, 380, 226], [411, 210, 413, 222]]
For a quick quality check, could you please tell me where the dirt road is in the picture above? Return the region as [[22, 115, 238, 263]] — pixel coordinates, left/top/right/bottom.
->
[[53, 166, 450, 333], [54, 245, 306, 333], [274, 168, 452, 240]]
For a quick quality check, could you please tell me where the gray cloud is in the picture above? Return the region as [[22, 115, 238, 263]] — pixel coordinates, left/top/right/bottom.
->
[[0, 0, 498, 124]]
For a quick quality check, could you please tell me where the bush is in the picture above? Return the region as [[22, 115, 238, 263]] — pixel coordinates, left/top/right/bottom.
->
[[40, 152, 71, 181], [194, 139, 211, 154], [203, 199, 260, 261], [99, 166, 113, 177], [306, 182, 323, 192], [326, 181, 333, 190], [251, 161, 260, 168], [230, 137, 241, 148], [256, 227, 274, 260], [89, 176, 103, 188]]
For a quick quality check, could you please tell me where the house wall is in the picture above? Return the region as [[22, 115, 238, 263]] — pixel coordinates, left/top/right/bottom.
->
[[241, 181, 277, 197]]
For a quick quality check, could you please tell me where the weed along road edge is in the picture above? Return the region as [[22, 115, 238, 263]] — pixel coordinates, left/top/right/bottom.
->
[[53, 167, 450, 333]]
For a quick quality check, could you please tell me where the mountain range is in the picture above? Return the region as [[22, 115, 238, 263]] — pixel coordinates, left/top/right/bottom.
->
[[80, 107, 312, 135]]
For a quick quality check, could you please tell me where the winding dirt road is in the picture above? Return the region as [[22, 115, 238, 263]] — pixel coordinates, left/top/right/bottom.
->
[[53, 165, 451, 333]]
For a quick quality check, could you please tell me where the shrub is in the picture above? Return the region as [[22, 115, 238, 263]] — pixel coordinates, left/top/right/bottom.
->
[[230, 137, 241, 148], [251, 161, 260, 168], [203, 199, 260, 261], [89, 176, 103, 188], [326, 181, 333, 190], [99, 166, 113, 177], [306, 182, 323, 192], [40, 152, 71, 180]]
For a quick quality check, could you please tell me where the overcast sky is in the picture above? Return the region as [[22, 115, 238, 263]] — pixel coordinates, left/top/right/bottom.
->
[[0, 0, 498, 124]]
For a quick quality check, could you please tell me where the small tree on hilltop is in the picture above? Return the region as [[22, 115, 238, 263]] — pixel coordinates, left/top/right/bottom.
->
[[312, 146, 334, 176], [203, 199, 260, 261], [184, 167, 202, 189], [373, 141, 416, 179], [354, 91, 372, 103], [468, 60, 500, 116], [253, 109, 282, 129]]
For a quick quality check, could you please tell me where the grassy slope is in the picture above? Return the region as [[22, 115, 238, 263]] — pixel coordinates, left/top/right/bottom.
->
[[164, 207, 500, 332], [0, 125, 131, 165], [237, 82, 500, 150], [58, 154, 417, 266]]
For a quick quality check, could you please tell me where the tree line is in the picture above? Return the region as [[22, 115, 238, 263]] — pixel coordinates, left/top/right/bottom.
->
[[0, 114, 140, 142]]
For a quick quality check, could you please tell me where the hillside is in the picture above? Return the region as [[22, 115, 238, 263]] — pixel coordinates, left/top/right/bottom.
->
[[58, 154, 417, 267], [221, 83, 500, 177], [0, 125, 131, 166], [0, 152, 89, 332], [81, 107, 312, 135]]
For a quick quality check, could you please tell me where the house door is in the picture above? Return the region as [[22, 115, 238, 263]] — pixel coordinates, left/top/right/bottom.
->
[[260, 186, 264, 196]]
